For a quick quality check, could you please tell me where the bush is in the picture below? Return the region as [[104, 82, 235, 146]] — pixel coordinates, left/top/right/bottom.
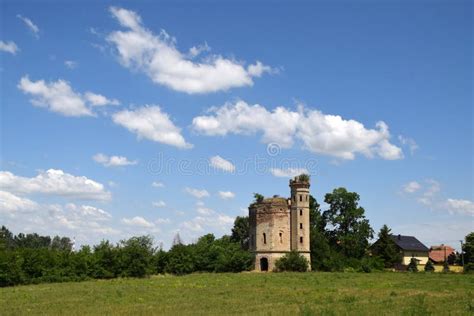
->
[[464, 263, 474, 273], [424, 260, 435, 272], [275, 251, 309, 272], [407, 258, 418, 272]]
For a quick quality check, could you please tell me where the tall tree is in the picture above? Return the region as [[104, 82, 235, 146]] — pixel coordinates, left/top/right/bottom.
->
[[308, 195, 331, 270], [230, 216, 249, 250], [462, 232, 474, 272], [323, 188, 373, 259], [371, 225, 402, 267]]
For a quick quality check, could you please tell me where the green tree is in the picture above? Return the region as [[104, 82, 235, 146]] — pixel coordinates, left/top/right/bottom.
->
[[308, 195, 331, 271], [165, 244, 195, 275], [231, 216, 249, 250], [253, 193, 264, 203], [424, 260, 435, 272], [323, 188, 373, 259], [51, 236, 72, 251], [119, 236, 155, 278], [462, 232, 474, 272], [407, 257, 418, 272], [275, 251, 309, 272], [371, 225, 402, 268]]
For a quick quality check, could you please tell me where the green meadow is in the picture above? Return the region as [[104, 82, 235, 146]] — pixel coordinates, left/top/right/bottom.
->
[[1, 272, 472, 315]]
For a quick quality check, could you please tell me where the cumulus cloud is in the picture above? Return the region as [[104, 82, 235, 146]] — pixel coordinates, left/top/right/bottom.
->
[[18, 76, 120, 117], [398, 135, 418, 155], [403, 179, 473, 217], [209, 155, 235, 172], [112, 105, 192, 149], [64, 60, 78, 69], [0, 169, 111, 201], [0, 41, 19, 54], [402, 181, 421, 193], [0, 191, 118, 244], [93, 153, 137, 167], [17, 14, 39, 38], [218, 191, 235, 199], [270, 168, 309, 178], [445, 199, 474, 216], [192, 100, 403, 160], [152, 200, 166, 208], [0, 190, 38, 214], [107, 7, 274, 94], [122, 216, 155, 228], [84, 92, 120, 106], [151, 181, 164, 188], [185, 187, 209, 199]]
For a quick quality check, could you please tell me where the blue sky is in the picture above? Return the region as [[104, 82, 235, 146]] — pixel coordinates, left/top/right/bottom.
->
[[1, 1, 472, 250]]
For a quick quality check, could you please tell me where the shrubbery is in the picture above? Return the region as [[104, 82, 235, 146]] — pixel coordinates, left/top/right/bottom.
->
[[0, 227, 253, 287], [275, 251, 309, 272]]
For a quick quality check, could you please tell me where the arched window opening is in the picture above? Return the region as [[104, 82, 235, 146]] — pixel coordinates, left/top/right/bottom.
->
[[300, 236, 303, 243], [263, 233, 267, 244], [300, 195, 302, 202], [300, 223, 303, 229], [279, 232, 283, 243], [300, 209, 303, 216]]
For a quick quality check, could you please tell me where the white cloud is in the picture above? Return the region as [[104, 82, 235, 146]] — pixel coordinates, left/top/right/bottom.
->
[[63, 203, 112, 221], [107, 7, 274, 94], [151, 181, 164, 188], [122, 216, 155, 228], [192, 100, 403, 160], [0, 190, 38, 214], [93, 153, 137, 167], [18, 76, 93, 117], [197, 206, 214, 215], [152, 200, 166, 208], [218, 191, 235, 199], [404, 179, 472, 217], [84, 92, 120, 106], [18, 76, 120, 117], [156, 218, 171, 224], [402, 181, 421, 193], [270, 168, 308, 178], [0, 41, 19, 54], [209, 155, 235, 172], [0, 192, 118, 244], [112, 105, 192, 149], [398, 135, 418, 155], [0, 169, 111, 201], [17, 14, 39, 38], [445, 199, 474, 216], [64, 60, 78, 69], [185, 187, 209, 199]]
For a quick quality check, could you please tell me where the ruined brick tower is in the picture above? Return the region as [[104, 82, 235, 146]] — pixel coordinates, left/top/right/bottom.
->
[[249, 174, 311, 271]]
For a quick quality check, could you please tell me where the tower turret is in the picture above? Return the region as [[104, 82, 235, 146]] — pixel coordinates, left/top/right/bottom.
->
[[289, 174, 311, 258]]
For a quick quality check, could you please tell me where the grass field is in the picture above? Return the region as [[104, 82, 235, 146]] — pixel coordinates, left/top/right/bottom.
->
[[1, 272, 473, 315]]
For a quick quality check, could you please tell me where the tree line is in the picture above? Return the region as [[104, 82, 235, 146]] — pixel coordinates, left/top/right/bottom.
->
[[1, 186, 473, 287]]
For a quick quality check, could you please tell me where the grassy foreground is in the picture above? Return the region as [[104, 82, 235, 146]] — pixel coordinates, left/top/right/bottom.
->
[[1, 272, 473, 315]]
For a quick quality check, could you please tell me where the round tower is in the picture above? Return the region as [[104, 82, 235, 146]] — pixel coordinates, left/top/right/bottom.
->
[[289, 174, 311, 267]]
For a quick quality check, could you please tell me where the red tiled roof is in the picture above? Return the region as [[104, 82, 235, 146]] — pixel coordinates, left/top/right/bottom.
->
[[429, 245, 455, 263]]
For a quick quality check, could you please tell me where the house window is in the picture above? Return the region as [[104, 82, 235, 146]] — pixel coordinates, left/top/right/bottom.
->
[[263, 233, 266, 244], [300, 223, 303, 229], [300, 195, 302, 202], [300, 236, 303, 243], [279, 232, 282, 243], [300, 209, 303, 216]]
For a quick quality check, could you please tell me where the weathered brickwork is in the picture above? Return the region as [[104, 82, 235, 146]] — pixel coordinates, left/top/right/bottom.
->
[[249, 176, 311, 271]]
